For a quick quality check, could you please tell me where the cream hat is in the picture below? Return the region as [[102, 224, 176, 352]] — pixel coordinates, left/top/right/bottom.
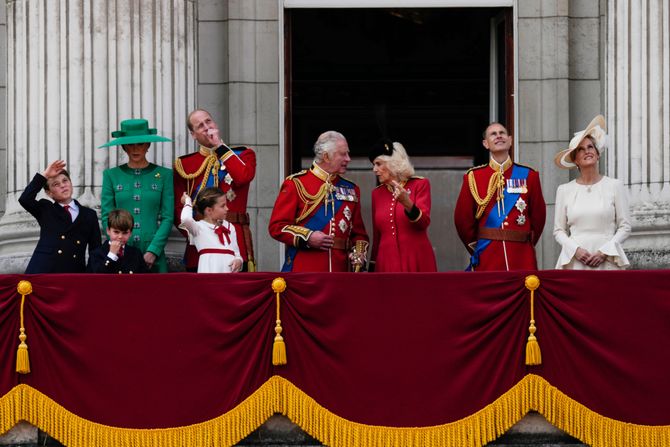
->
[[554, 115, 607, 169]]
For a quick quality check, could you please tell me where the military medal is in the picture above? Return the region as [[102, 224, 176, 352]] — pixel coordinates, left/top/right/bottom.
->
[[224, 173, 233, 185], [506, 179, 528, 194], [226, 189, 236, 202], [343, 205, 352, 221], [515, 197, 527, 212], [516, 214, 527, 225], [338, 218, 349, 233]]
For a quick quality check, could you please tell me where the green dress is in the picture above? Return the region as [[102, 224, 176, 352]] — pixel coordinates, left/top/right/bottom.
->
[[101, 164, 174, 272]]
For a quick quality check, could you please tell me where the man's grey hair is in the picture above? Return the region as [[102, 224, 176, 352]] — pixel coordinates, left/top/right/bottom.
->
[[313, 131, 347, 163]]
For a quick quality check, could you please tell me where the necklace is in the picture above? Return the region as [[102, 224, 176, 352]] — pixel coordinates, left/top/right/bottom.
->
[[577, 175, 602, 192]]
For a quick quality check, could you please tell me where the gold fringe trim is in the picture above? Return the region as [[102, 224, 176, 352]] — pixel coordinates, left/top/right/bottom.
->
[[0, 379, 279, 447], [0, 375, 669, 447]]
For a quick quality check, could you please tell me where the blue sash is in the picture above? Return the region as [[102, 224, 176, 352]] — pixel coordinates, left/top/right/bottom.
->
[[281, 178, 354, 272], [467, 165, 529, 271], [192, 147, 246, 199]]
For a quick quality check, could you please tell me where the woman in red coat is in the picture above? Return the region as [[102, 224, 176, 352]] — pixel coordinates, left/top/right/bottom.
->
[[369, 140, 437, 272]]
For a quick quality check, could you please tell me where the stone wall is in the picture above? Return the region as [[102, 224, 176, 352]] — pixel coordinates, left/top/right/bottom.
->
[[0, 0, 6, 215], [192, 0, 281, 272]]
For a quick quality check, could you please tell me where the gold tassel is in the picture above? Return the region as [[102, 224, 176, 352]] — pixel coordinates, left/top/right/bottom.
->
[[271, 277, 287, 366], [524, 275, 541, 366], [16, 280, 33, 374]]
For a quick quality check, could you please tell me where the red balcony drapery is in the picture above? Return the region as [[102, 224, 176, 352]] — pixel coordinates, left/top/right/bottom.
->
[[1, 271, 669, 446]]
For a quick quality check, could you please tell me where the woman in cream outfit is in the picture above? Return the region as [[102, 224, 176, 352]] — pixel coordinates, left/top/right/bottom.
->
[[553, 115, 631, 270]]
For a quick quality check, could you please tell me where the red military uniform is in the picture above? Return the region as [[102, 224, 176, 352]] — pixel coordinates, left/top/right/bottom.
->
[[454, 157, 546, 271], [174, 145, 256, 270], [370, 177, 437, 272], [269, 163, 369, 272]]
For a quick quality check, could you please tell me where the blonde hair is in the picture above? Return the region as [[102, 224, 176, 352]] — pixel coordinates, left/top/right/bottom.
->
[[375, 142, 415, 182]]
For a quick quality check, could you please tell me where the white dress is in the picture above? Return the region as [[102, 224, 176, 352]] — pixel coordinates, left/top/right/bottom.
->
[[179, 205, 242, 273], [553, 176, 631, 270]]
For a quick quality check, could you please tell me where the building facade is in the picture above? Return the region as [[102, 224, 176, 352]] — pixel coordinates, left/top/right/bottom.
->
[[1, 2, 669, 444], [0, 0, 668, 272]]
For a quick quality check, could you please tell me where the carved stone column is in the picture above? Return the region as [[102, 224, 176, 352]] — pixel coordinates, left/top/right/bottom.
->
[[0, 0, 196, 272], [608, 0, 670, 267]]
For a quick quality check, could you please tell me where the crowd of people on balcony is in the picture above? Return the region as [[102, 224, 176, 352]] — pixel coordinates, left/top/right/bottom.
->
[[18, 111, 631, 274]]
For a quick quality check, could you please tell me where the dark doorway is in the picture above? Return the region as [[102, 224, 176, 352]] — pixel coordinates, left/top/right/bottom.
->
[[285, 8, 513, 172]]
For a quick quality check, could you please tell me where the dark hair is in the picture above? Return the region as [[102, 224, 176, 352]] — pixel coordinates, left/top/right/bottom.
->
[[107, 208, 134, 231], [43, 170, 71, 192], [186, 108, 213, 132], [569, 135, 600, 163], [482, 122, 508, 139], [195, 187, 225, 215]]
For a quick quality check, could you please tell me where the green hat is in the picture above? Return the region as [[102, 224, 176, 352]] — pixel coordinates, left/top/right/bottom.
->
[[99, 119, 172, 148]]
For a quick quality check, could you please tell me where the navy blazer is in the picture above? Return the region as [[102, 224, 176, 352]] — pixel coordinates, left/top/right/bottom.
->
[[19, 173, 102, 273], [87, 241, 149, 274]]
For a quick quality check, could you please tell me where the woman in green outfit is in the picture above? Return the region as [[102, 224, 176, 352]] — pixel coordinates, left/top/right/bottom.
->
[[100, 119, 174, 272]]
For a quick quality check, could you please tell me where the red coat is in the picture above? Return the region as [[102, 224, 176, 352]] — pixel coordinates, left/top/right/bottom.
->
[[371, 177, 437, 272], [453, 160, 546, 271], [269, 164, 369, 272], [174, 146, 256, 269]]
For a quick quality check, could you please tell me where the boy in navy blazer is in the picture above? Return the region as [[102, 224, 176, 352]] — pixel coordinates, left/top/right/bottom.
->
[[19, 160, 102, 273], [87, 209, 149, 274]]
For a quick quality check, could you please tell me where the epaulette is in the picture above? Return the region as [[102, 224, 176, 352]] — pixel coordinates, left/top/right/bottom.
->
[[514, 162, 538, 172], [466, 164, 488, 174], [339, 175, 357, 186], [286, 170, 308, 181], [177, 152, 197, 160]]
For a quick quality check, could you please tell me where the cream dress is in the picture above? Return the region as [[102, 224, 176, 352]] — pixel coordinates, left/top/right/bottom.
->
[[553, 176, 631, 270], [179, 204, 242, 273]]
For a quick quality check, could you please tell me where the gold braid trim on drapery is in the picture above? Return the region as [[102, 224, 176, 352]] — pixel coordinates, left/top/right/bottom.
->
[[1, 375, 669, 447]]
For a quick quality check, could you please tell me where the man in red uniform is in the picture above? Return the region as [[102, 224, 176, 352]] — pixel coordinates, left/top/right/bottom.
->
[[173, 109, 256, 271], [454, 123, 546, 271], [269, 131, 369, 272]]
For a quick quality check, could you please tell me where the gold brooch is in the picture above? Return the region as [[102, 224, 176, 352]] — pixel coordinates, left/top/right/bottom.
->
[[155, 172, 161, 178]]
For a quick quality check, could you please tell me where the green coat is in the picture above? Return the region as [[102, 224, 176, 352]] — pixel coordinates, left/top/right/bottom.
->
[[101, 164, 174, 272]]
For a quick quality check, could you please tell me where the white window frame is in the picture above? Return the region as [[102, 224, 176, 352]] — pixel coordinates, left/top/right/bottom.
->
[[278, 0, 518, 266]]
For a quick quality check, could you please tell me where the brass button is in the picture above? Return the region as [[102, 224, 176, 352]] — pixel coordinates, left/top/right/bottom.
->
[[76, 240, 81, 245], [73, 254, 77, 258], [57, 250, 63, 254], [60, 235, 65, 240]]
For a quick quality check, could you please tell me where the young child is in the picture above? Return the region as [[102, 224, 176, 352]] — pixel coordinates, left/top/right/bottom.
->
[[19, 160, 102, 273], [179, 187, 243, 273], [87, 209, 149, 274]]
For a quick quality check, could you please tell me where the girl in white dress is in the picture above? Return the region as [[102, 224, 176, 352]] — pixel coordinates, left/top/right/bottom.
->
[[179, 187, 243, 273], [553, 115, 631, 270]]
